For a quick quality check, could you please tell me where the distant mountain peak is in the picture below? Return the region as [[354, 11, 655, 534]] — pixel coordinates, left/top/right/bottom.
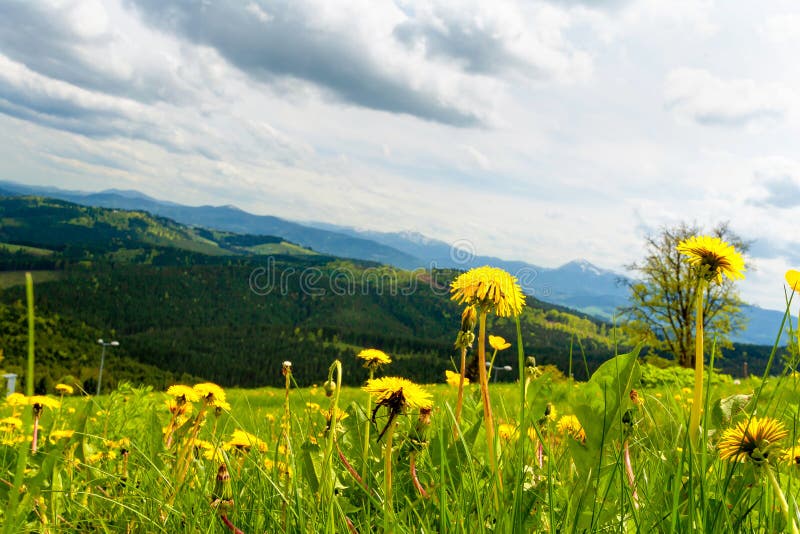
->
[[559, 259, 605, 276]]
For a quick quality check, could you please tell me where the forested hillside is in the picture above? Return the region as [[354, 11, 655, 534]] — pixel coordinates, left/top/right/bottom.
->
[[0, 195, 777, 391]]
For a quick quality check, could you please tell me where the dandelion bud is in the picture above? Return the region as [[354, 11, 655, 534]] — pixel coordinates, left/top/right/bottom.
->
[[212, 463, 234, 515], [282, 361, 292, 377], [323, 380, 336, 397], [460, 305, 477, 332], [410, 407, 433, 450], [629, 389, 643, 406]]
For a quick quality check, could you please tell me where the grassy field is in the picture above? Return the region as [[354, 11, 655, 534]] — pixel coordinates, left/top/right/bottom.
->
[[1, 357, 798, 533]]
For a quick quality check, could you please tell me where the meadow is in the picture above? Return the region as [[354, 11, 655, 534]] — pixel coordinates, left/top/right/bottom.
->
[[1, 350, 798, 533]]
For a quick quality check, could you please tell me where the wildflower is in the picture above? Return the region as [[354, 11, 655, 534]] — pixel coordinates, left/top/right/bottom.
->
[[321, 407, 348, 424], [677, 235, 745, 284], [363, 377, 433, 440], [323, 380, 337, 397], [167, 384, 200, 404], [450, 266, 526, 317], [29, 396, 60, 413], [782, 445, 800, 466], [49, 430, 74, 443], [356, 348, 392, 369], [489, 335, 511, 351], [787, 270, 800, 291], [629, 389, 643, 406], [0, 416, 23, 430], [193, 383, 226, 404], [55, 384, 74, 395], [226, 429, 268, 453], [306, 402, 321, 412], [5, 393, 27, 408], [498, 423, 518, 441], [363, 377, 433, 413], [211, 399, 231, 416], [557, 415, 586, 444], [446, 370, 469, 387], [718, 416, 788, 465], [282, 361, 292, 376]]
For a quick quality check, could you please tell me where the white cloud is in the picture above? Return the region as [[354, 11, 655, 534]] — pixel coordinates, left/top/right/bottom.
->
[[664, 68, 792, 127]]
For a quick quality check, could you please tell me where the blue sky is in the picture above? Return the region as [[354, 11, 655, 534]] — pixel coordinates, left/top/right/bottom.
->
[[1, 0, 799, 311]]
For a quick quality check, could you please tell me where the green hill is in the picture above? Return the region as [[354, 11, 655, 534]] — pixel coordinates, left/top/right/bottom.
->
[[0, 195, 777, 391]]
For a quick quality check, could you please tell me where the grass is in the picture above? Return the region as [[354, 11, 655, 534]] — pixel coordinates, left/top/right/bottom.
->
[[0, 364, 798, 533]]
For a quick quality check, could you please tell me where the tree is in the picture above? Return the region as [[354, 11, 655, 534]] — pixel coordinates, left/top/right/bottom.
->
[[623, 222, 749, 368]]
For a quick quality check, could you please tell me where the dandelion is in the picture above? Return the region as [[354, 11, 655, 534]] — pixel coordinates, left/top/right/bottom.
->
[[211, 463, 243, 534], [55, 383, 74, 396], [782, 445, 800, 467], [718, 416, 787, 464], [167, 384, 200, 404], [446, 370, 469, 387], [677, 235, 746, 284], [787, 270, 800, 291], [718, 416, 796, 533], [193, 383, 226, 404], [356, 348, 392, 370], [0, 416, 23, 431], [6, 392, 27, 408], [557, 415, 586, 444], [498, 423, 518, 441], [451, 266, 526, 317], [48, 429, 74, 444], [677, 235, 745, 441], [489, 335, 511, 351], [451, 266, 525, 491], [226, 429, 268, 453], [363, 376, 432, 520]]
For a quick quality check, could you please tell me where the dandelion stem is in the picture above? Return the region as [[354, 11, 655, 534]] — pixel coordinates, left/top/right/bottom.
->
[[766, 464, 798, 534], [383, 417, 399, 532], [477, 310, 502, 494], [410, 453, 428, 499], [623, 438, 638, 509], [220, 514, 244, 534], [362, 367, 374, 483], [689, 280, 705, 441], [454, 346, 467, 427]]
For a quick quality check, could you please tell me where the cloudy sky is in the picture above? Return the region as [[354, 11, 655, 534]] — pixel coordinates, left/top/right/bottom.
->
[[1, 0, 798, 311]]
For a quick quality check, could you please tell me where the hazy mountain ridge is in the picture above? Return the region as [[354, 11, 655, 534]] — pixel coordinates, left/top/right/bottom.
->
[[0, 180, 785, 346]]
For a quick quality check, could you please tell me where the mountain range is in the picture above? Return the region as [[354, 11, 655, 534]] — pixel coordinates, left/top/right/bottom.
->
[[0, 179, 785, 345]]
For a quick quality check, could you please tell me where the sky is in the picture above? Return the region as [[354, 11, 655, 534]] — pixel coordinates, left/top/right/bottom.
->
[[0, 0, 799, 311]]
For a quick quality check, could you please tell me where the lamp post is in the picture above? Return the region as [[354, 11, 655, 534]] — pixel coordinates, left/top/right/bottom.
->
[[486, 362, 513, 382], [97, 339, 119, 396]]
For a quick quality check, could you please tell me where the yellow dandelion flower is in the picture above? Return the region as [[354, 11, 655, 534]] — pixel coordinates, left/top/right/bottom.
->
[[30, 396, 61, 411], [305, 402, 321, 412], [356, 348, 392, 368], [166, 384, 200, 403], [676, 235, 745, 284], [0, 416, 23, 430], [450, 266, 526, 317], [104, 437, 130, 450], [6, 393, 27, 407], [320, 407, 348, 423], [193, 383, 226, 403], [226, 429, 268, 453], [49, 430, 74, 443], [445, 370, 469, 387], [363, 377, 433, 412], [55, 384, 74, 395], [498, 423, 518, 441], [488, 335, 511, 351], [210, 399, 231, 413], [203, 446, 225, 463], [718, 416, 788, 464], [786, 270, 800, 292], [782, 445, 800, 466], [265, 413, 276, 423], [557, 415, 586, 443]]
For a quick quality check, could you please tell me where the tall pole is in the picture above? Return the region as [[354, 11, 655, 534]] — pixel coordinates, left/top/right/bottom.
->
[[96, 339, 119, 396], [97, 343, 107, 396]]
